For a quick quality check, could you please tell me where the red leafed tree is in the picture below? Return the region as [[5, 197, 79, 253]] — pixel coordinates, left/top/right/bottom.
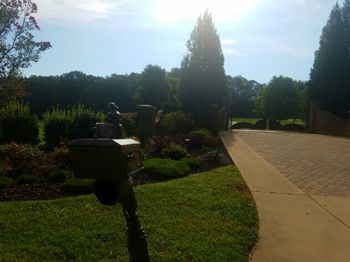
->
[[0, 0, 51, 102]]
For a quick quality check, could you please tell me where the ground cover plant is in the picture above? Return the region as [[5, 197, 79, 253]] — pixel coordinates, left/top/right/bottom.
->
[[0, 165, 258, 261]]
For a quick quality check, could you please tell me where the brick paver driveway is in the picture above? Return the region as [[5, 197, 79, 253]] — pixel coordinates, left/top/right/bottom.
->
[[234, 131, 350, 197]]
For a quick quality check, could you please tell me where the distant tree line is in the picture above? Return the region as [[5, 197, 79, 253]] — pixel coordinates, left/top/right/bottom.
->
[[25, 71, 141, 114], [24, 69, 265, 118]]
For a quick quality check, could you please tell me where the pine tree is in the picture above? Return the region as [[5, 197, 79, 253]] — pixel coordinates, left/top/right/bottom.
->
[[180, 10, 227, 126], [309, 2, 350, 118], [343, 0, 350, 96]]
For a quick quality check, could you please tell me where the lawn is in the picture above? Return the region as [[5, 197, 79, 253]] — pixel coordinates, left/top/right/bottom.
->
[[232, 117, 305, 126], [0, 165, 258, 261]]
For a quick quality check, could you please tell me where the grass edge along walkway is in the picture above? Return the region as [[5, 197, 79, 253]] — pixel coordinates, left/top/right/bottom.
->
[[0, 165, 258, 262]]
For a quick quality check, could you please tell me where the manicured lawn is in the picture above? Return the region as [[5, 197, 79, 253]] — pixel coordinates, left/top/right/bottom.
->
[[232, 117, 305, 127], [232, 118, 259, 125], [0, 165, 258, 261]]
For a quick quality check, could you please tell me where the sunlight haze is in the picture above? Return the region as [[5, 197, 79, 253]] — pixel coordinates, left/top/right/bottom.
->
[[25, 0, 338, 83]]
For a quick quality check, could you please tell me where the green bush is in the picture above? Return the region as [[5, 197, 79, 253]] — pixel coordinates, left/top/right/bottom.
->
[[43, 105, 105, 147], [188, 128, 216, 148], [0, 143, 56, 178], [0, 177, 14, 190], [43, 108, 69, 147], [67, 104, 105, 140], [160, 111, 195, 135], [161, 143, 187, 160], [16, 174, 39, 185], [62, 178, 94, 195], [48, 170, 72, 183], [149, 136, 185, 157], [181, 157, 202, 170], [144, 158, 191, 179], [0, 102, 39, 144], [201, 150, 222, 164]]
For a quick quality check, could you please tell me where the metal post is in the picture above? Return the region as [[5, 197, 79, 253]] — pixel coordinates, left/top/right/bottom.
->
[[122, 188, 150, 262]]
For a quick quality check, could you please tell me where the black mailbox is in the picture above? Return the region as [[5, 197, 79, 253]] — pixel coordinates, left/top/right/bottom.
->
[[68, 138, 141, 184]]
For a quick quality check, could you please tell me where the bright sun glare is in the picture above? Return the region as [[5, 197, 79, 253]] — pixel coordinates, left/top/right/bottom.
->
[[153, 0, 263, 25]]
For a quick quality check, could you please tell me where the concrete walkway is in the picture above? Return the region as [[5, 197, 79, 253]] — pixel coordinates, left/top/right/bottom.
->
[[220, 130, 350, 262]]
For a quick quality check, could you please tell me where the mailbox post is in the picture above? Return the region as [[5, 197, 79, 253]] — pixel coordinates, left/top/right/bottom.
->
[[68, 102, 149, 262]]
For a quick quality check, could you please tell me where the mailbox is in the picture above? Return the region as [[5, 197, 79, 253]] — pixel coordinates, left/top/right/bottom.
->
[[67, 102, 149, 262], [68, 138, 141, 184]]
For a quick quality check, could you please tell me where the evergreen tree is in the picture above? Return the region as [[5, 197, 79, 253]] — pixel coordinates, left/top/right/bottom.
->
[[343, 0, 350, 95], [309, 2, 350, 118], [180, 10, 227, 126]]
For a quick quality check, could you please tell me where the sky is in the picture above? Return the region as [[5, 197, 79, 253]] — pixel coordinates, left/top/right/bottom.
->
[[23, 0, 339, 83]]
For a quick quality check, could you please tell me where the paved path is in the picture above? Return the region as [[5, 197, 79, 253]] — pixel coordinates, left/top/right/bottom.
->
[[220, 130, 350, 262]]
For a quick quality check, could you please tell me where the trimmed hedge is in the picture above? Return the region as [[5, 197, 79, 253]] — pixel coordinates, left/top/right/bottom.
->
[[43, 104, 105, 147], [143, 158, 191, 179], [188, 128, 216, 149], [230, 122, 254, 129], [0, 102, 38, 144]]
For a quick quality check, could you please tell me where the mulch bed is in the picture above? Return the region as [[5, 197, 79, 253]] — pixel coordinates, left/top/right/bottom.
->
[[0, 139, 233, 202], [0, 182, 63, 202]]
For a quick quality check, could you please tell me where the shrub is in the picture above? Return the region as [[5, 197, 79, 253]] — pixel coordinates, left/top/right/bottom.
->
[[230, 122, 254, 129], [62, 178, 94, 195], [143, 158, 191, 179], [43, 105, 105, 147], [254, 119, 281, 130], [149, 135, 186, 157], [48, 170, 72, 183], [161, 143, 187, 160], [253, 119, 267, 129], [49, 147, 71, 169], [200, 150, 222, 164], [0, 102, 39, 144], [0, 177, 14, 190], [67, 104, 105, 140], [160, 111, 195, 135], [0, 143, 56, 178], [181, 157, 202, 170], [268, 119, 282, 130], [43, 108, 69, 147], [16, 174, 39, 185], [188, 129, 216, 149]]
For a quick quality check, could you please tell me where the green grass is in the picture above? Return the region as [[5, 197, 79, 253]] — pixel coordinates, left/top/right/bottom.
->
[[232, 118, 305, 127], [232, 118, 259, 125], [0, 165, 258, 261]]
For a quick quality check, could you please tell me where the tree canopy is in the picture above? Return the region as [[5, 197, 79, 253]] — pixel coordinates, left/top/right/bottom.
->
[[0, 0, 51, 102], [309, 1, 350, 118], [227, 75, 263, 118], [256, 76, 307, 121], [133, 65, 168, 109], [25, 71, 141, 114], [180, 10, 227, 126]]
